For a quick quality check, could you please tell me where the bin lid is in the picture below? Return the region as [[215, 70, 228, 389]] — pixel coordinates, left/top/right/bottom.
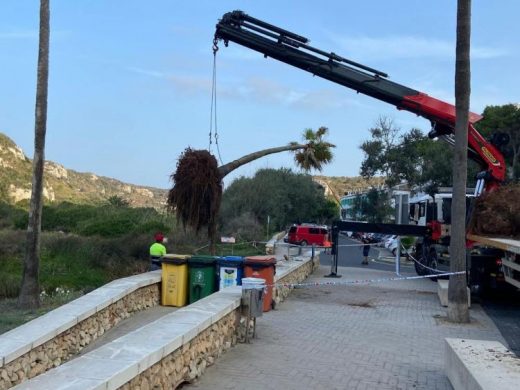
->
[[163, 254, 190, 259], [242, 277, 266, 289], [244, 255, 276, 266], [189, 255, 219, 265], [219, 256, 244, 264], [162, 254, 189, 265]]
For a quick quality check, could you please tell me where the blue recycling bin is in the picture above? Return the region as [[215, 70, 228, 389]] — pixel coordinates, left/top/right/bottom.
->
[[217, 256, 244, 289]]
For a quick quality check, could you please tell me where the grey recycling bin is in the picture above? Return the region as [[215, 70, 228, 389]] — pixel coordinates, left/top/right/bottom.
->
[[241, 277, 265, 318]]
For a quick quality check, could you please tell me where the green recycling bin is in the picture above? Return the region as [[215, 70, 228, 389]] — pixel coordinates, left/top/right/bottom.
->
[[188, 256, 218, 304]]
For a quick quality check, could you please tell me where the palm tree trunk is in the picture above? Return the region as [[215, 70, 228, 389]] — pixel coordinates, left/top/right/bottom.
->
[[448, 0, 471, 323], [218, 144, 306, 178], [18, 0, 50, 309]]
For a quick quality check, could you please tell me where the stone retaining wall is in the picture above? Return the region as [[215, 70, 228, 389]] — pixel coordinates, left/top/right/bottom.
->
[[274, 256, 320, 305], [0, 284, 160, 390], [119, 310, 239, 389], [118, 257, 319, 389], [6, 253, 319, 390]]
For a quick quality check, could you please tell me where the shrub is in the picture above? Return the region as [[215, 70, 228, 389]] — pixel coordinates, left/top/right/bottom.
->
[[221, 212, 264, 242], [401, 236, 416, 249], [0, 202, 28, 230]]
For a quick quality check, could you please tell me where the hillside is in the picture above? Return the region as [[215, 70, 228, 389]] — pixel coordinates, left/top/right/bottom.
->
[[0, 133, 167, 209], [313, 175, 386, 203], [1, 133, 384, 210]]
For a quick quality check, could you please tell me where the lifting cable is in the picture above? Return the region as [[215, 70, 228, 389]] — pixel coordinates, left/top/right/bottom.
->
[[209, 39, 223, 164]]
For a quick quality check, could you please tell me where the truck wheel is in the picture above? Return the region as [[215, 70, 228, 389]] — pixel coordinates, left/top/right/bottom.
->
[[300, 240, 307, 247], [427, 250, 439, 282], [414, 256, 428, 276]]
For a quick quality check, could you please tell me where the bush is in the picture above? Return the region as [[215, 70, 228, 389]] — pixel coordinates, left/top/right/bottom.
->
[[0, 202, 220, 299], [221, 212, 264, 242], [401, 236, 416, 249], [0, 202, 28, 230], [0, 229, 25, 258]]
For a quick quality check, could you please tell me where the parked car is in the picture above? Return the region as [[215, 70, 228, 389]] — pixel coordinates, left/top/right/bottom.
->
[[287, 224, 329, 246], [384, 235, 398, 249], [375, 234, 389, 247], [370, 233, 386, 243]]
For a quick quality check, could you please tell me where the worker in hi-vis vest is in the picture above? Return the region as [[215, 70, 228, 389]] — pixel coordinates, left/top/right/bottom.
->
[[149, 232, 167, 270]]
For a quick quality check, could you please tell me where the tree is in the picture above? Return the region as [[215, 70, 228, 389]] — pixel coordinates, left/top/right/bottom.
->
[[448, 0, 471, 324], [476, 104, 520, 181], [167, 127, 335, 251], [18, 0, 50, 309], [220, 168, 337, 235], [360, 117, 451, 192], [359, 116, 480, 195]]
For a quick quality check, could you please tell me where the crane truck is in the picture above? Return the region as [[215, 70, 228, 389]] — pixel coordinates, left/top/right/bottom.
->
[[214, 11, 520, 293]]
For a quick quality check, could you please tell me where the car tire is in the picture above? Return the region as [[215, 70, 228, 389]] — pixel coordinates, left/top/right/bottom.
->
[[391, 248, 397, 256], [300, 240, 307, 247]]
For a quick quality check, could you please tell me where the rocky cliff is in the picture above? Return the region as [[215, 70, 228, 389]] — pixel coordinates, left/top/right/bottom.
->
[[313, 175, 386, 203], [0, 133, 167, 209]]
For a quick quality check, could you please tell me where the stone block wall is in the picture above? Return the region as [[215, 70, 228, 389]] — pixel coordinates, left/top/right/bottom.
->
[[119, 310, 239, 389], [119, 258, 318, 389], [274, 257, 320, 305], [0, 284, 160, 390]]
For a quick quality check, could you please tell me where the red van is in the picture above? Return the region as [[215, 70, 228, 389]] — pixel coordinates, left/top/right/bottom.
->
[[287, 224, 329, 246]]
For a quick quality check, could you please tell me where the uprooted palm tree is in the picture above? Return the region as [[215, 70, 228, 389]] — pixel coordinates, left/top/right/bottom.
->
[[167, 126, 335, 250]]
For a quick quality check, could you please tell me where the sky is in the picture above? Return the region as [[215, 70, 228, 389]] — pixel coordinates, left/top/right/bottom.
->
[[1, 0, 519, 190]]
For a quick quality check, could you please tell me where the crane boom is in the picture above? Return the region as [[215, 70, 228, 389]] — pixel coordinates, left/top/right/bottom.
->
[[214, 10, 506, 190]]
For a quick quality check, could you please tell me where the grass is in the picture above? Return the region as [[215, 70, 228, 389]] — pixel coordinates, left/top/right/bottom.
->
[[0, 291, 83, 335], [0, 201, 271, 335]]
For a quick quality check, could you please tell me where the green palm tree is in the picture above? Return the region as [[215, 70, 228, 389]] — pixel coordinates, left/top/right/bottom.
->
[[219, 126, 335, 177], [292, 127, 335, 172]]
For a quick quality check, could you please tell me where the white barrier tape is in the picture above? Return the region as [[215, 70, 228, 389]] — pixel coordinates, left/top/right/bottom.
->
[[283, 243, 331, 249], [338, 242, 380, 247], [263, 271, 466, 289]]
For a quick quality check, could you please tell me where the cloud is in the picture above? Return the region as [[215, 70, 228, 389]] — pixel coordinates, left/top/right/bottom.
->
[[217, 76, 367, 111], [170, 74, 212, 94], [124, 65, 372, 111], [329, 35, 507, 61]]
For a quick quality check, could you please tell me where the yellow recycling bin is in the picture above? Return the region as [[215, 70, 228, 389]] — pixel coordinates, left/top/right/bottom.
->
[[161, 254, 189, 307]]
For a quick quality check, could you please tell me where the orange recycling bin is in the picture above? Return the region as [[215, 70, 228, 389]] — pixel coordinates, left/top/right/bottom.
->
[[244, 255, 276, 312]]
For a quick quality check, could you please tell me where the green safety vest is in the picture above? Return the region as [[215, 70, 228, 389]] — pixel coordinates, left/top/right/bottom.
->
[[149, 242, 166, 257]]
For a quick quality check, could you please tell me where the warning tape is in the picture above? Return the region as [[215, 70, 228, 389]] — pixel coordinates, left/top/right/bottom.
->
[[257, 270, 466, 289], [402, 243, 445, 274], [338, 242, 380, 247]]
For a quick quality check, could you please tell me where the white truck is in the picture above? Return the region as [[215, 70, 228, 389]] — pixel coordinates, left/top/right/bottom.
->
[[467, 234, 520, 290], [410, 191, 520, 293]]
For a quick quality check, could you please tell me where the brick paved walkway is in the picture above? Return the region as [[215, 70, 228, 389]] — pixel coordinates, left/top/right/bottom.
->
[[187, 266, 507, 390]]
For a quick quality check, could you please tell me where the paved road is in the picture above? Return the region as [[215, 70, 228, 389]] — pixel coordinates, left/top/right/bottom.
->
[[480, 293, 520, 356], [320, 236, 520, 357], [319, 235, 417, 275], [187, 265, 506, 390]]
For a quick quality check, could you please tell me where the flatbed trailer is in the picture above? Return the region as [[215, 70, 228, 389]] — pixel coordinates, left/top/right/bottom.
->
[[467, 234, 520, 290]]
